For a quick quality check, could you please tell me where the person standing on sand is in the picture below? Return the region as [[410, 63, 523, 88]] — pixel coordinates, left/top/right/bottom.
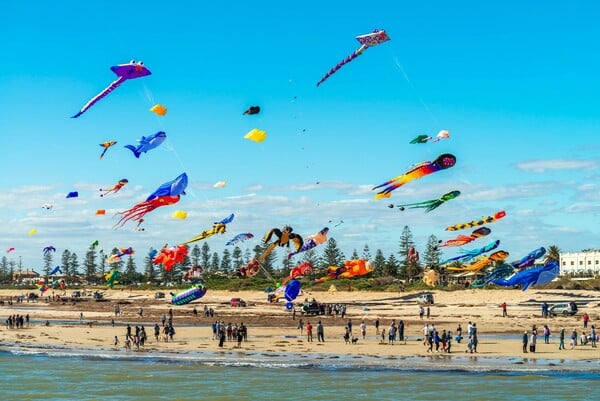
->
[[298, 319, 304, 335], [456, 324, 463, 343], [114, 335, 120, 349], [375, 318, 380, 334], [543, 325, 550, 344], [570, 329, 577, 349], [360, 321, 366, 340], [419, 306, 424, 320], [591, 325, 597, 348], [317, 320, 324, 342], [426, 306, 430, 319], [501, 302, 507, 317], [522, 331, 528, 353], [583, 313, 589, 329], [306, 321, 313, 342], [530, 331, 537, 353], [558, 327, 565, 350], [398, 320, 405, 343]]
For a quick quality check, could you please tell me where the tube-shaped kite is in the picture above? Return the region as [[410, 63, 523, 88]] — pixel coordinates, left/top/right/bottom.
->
[[438, 227, 491, 248], [440, 240, 500, 265], [170, 283, 207, 306], [445, 211, 506, 231], [72, 61, 151, 118], [226, 233, 254, 246], [287, 227, 328, 260], [446, 250, 509, 272], [373, 154, 456, 200], [388, 190, 460, 213]]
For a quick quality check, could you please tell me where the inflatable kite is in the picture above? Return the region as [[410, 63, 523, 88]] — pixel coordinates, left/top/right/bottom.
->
[[99, 141, 117, 159], [41, 203, 53, 209], [43, 246, 56, 256], [287, 227, 328, 260], [388, 190, 460, 213], [114, 172, 188, 228], [440, 240, 500, 265], [423, 270, 440, 287], [410, 130, 450, 144], [511, 247, 546, 269], [491, 261, 559, 291], [243, 106, 261, 115], [50, 266, 62, 275], [66, 191, 79, 199], [239, 258, 261, 278], [284, 279, 302, 309], [181, 214, 234, 245], [316, 29, 390, 87], [96, 209, 106, 215], [124, 131, 166, 159], [446, 250, 509, 272], [37, 280, 49, 294], [213, 181, 227, 188], [28, 229, 37, 236], [6, 247, 15, 253], [282, 262, 314, 286], [100, 179, 128, 197], [445, 211, 506, 231], [171, 210, 187, 219], [373, 154, 456, 200], [170, 283, 207, 306], [72, 60, 151, 118], [470, 264, 515, 288], [244, 128, 267, 142], [153, 244, 188, 272], [407, 247, 419, 264], [314, 259, 374, 284], [226, 233, 254, 246], [150, 104, 167, 116], [148, 247, 158, 259], [438, 227, 491, 248], [240, 226, 302, 277], [105, 269, 121, 288]]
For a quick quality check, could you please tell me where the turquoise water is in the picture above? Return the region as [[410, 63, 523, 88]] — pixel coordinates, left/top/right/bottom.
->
[[1, 345, 599, 401]]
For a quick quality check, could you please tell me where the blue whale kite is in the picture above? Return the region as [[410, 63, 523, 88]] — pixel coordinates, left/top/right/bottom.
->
[[125, 131, 167, 158], [491, 261, 559, 291]]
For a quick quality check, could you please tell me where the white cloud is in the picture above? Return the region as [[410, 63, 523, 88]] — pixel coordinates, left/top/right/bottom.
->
[[515, 159, 597, 173]]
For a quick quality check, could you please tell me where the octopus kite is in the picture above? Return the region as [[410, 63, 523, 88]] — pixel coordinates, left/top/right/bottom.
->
[[72, 61, 151, 118], [153, 244, 188, 272], [373, 154, 456, 200], [317, 29, 390, 87], [438, 227, 491, 248], [114, 173, 187, 228], [181, 214, 234, 245], [43, 245, 56, 256], [287, 227, 328, 260], [445, 211, 506, 231], [100, 179, 128, 197], [410, 130, 450, 144], [99, 141, 117, 159], [388, 190, 460, 213]]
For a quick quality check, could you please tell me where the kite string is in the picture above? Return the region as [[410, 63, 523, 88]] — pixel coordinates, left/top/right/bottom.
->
[[392, 56, 439, 126]]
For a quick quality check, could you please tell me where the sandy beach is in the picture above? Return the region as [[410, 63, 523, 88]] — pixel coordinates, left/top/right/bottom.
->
[[2, 288, 599, 361]]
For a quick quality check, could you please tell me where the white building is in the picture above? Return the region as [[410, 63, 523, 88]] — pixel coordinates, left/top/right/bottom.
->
[[559, 251, 600, 276]]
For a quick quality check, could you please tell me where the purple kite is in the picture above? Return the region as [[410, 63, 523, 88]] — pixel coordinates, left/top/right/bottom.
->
[[72, 61, 151, 118], [316, 29, 390, 87]]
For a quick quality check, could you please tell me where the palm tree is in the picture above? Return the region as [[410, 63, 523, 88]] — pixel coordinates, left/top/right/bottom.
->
[[544, 245, 561, 264]]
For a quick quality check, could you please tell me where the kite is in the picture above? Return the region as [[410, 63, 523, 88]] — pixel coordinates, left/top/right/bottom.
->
[[491, 261, 559, 291], [41, 203, 53, 209], [135, 219, 145, 231], [407, 247, 419, 264], [90, 240, 99, 248], [181, 214, 234, 245], [287, 227, 328, 259], [105, 269, 122, 288], [226, 233, 254, 246], [170, 283, 207, 306], [438, 227, 491, 248], [445, 211, 506, 231], [244, 128, 267, 142], [239, 258, 261, 277], [182, 265, 203, 281], [72, 60, 151, 118], [282, 262, 314, 286], [153, 244, 188, 272], [66, 191, 79, 199], [316, 29, 390, 87], [100, 179, 128, 197], [172, 210, 187, 219], [446, 250, 509, 273], [150, 104, 167, 116], [37, 280, 49, 294], [107, 247, 134, 263], [511, 247, 546, 269], [284, 279, 302, 309], [114, 172, 188, 228], [213, 181, 227, 188], [28, 229, 37, 236], [43, 245, 56, 256], [440, 240, 500, 265], [99, 141, 117, 160], [243, 106, 261, 115], [423, 270, 440, 287], [388, 190, 460, 213], [96, 209, 106, 215], [6, 247, 15, 253], [314, 259, 374, 284], [373, 154, 456, 200], [470, 264, 515, 288], [50, 266, 62, 275], [148, 247, 158, 259], [409, 130, 451, 144], [124, 131, 166, 158], [240, 226, 303, 277]]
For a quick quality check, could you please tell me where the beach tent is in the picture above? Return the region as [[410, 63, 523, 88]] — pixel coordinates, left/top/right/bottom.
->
[[328, 284, 337, 294]]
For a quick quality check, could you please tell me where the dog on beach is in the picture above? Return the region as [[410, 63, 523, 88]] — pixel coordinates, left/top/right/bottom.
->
[[351, 337, 359, 344]]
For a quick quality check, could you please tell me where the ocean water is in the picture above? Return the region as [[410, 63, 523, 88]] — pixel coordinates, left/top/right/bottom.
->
[[1, 345, 599, 401]]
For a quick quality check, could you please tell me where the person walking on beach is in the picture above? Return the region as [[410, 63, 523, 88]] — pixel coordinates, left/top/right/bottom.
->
[[529, 331, 537, 353], [154, 323, 160, 342], [360, 321, 366, 340], [347, 319, 353, 337], [306, 321, 313, 342], [501, 302, 508, 317], [398, 320, 405, 343], [375, 318, 380, 334], [559, 327, 565, 350], [591, 325, 597, 348], [456, 324, 463, 343], [543, 325, 551, 344], [114, 335, 120, 349], [317, 320, 325, 342], [419, 306, 424, 320], [522, 331, 528, 353], [583, 313, 590, 329], [426, 306, 430, 320], [298, 319, 304, 335], [570, 329, 578, 350]]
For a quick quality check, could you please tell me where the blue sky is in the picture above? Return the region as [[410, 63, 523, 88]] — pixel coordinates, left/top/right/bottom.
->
[[1, 1, 599, 270]]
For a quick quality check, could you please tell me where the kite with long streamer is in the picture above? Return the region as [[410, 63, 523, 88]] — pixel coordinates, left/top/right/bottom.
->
[[445, 211, 506, 231], [388, 190, 460, 213], [440, 240, 500, 265], [446, 250, 509, 272], [438, 227, 491, 248]]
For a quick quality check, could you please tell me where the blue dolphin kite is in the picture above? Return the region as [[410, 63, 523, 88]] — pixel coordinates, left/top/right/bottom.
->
[[491, 261, 559, 291], [124, 131, 167, 158]]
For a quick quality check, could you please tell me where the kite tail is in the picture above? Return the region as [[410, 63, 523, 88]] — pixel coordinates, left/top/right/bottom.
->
[[124, 145, 141, 158], [316, 45, 367, 87], [71, 76, 126, 118], [99, 148, 108, 160], [259, 242, 278, 262]]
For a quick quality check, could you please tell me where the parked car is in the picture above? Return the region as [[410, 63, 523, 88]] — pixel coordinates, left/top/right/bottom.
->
[[71, 291, 81, 298], [154, 292, 166, 299], [92, 291, 104, 300], [417, 293, 434, 305], [549, 302, 578, 316], [301, 302, 321, 315], [230, 298, 247, 307]]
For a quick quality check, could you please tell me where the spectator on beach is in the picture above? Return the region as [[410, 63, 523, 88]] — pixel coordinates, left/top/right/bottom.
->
[[570, 329, 578, 349], [541, 302, 549, 318], [298, 319, 304, 335], [591, 325, 597, 348], [530, 331, 537, 353], [317, 320, 325, 342], [138, 307, 143, 318], [522, 331, 528, 353], [380, 328, 386, 344], [426, 306, 430, 320], [306, 321, 313, 342], [126, 324, 132, 341], [360, 321, 366, 340], [154, 323, 161, 342], [375, 318, 380, 334], [114, 335, 120, 349], [501, 302, 508, 317], [388, 322, 396, 345], [419, 306, 424, 320], [237, 326, 244, 348], [558, 327, 565, 350], [347, 319, 353, 336], [543, 325, 551, 344], [471, 323, 478, 353], [583, 313, 590, 329], [344, 327, 350, 344], [398, 320, 405, 343], [456, 324, 463, 343]]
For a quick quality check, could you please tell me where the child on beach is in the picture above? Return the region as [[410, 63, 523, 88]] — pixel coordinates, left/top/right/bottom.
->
[[114, 336, 120, 349], [380, 328, 386, 344]]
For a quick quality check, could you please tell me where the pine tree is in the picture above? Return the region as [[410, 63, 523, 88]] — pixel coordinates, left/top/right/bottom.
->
[[243, 248, 252, 264], [70, 253, 80, 277], [61, 250, 72, 278], [0, 256, 8, 283], [200, 243, 211, 268], [84, 246, 98, 284], [144, 256, 155, 282], [220, 249, 232, 273], [210, 252, 220, 271], [351, 248, 360, 259], [98, 250, 106, 276], [231, 246, 243, 271], [124, 255, 137, 284], [362, 244, 372, 261], [386, 253, 400, 277], [42, 251, 53, 280], [373, 249, 387, 277], [423, 234, 442, 270], [191, 245, 201, 266], [319, 238, 345, 269]]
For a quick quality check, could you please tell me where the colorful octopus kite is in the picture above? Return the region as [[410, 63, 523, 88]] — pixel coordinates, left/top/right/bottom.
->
[[388, 190, 460, 213], [317, 29, 390, 87], [114, 173, 187, 228], [72, 61, 151, 118], [438, 227, 491, 248], [373, 154, 456, 200], [445, 211, 506, 231]]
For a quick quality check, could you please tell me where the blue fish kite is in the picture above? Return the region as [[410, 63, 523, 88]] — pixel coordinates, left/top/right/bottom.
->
[[491, 261, 559, 291], [511, 247, 546, 269], [124, 131, 166, 158], [66, 191, 79, 198], [226, 233, 254, 246]]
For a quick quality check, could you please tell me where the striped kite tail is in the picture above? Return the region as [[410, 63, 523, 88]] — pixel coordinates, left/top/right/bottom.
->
[[316, 46, 367, 87], [72, 76, 126, 118]]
